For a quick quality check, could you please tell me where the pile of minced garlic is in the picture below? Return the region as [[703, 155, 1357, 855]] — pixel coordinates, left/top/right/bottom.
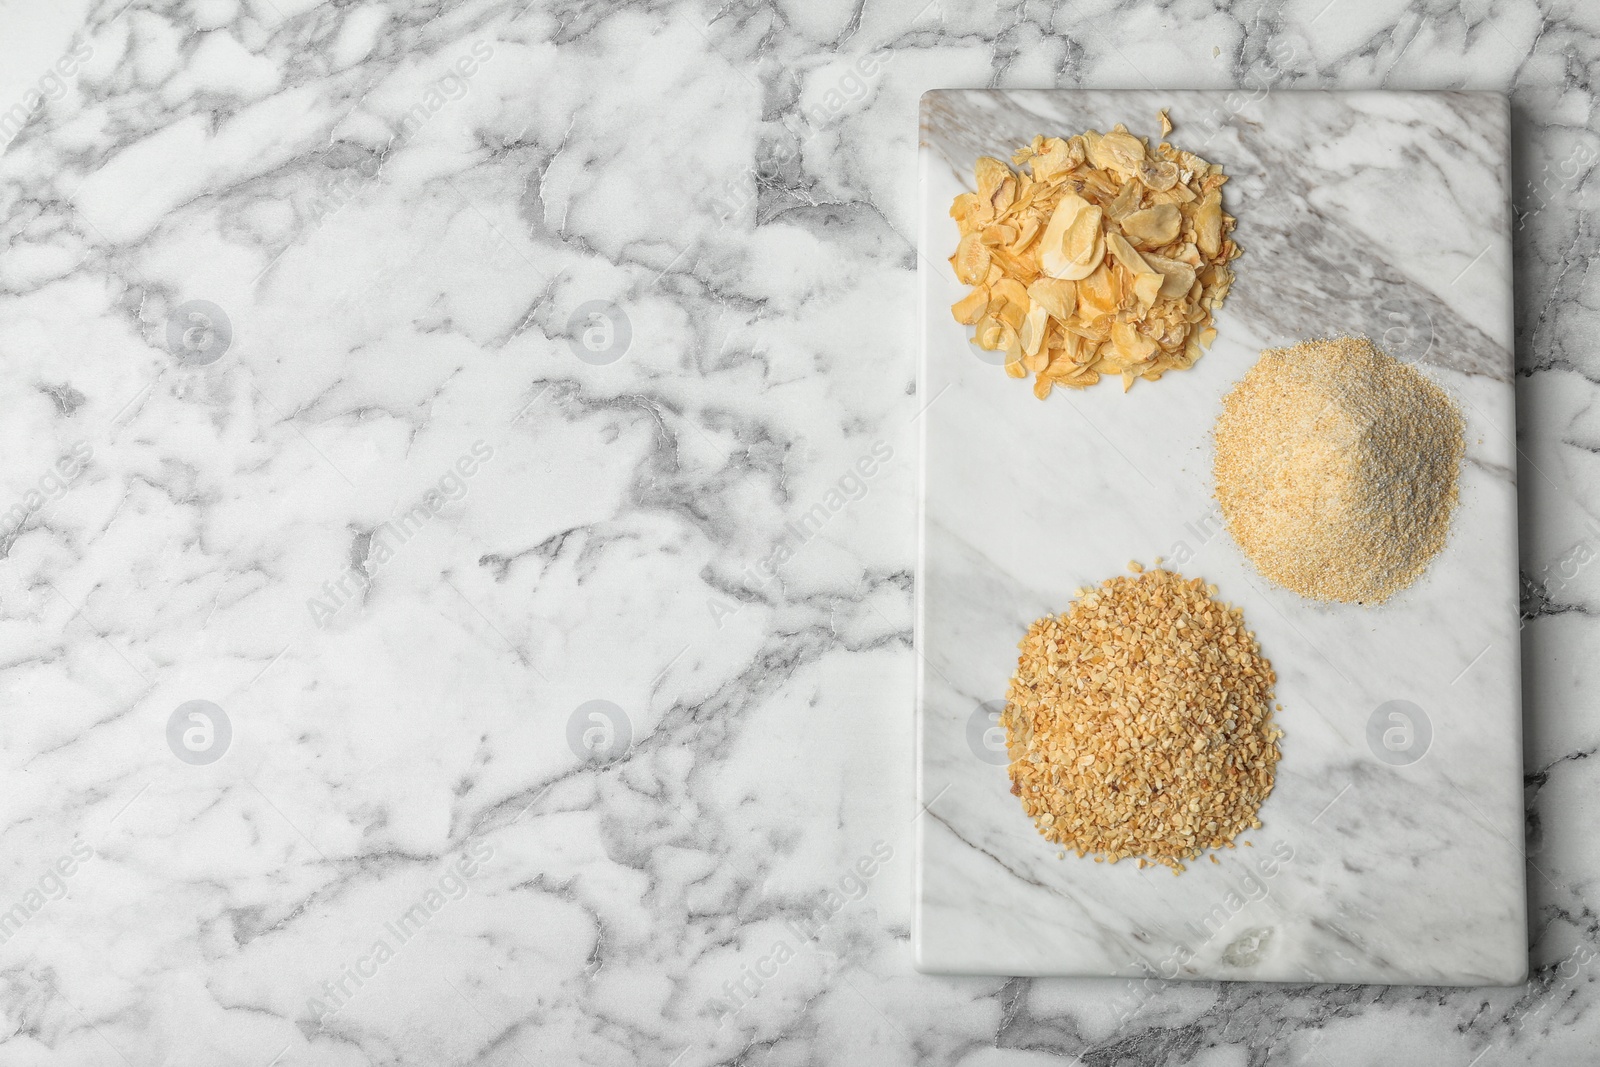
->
[[1001, 565, 1282, 872], [1213, 336, 1465, 604]]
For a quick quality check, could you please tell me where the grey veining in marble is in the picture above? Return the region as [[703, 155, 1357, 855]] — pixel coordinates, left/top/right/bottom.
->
[[0, 0, 1596, 1064]]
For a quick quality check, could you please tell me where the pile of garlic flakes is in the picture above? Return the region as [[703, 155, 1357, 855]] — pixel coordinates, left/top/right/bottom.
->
[[949, 119, 1241, 396]]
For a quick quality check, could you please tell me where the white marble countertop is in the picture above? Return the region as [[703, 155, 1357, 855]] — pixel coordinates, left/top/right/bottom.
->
[[0, 1, 1594, 1063]]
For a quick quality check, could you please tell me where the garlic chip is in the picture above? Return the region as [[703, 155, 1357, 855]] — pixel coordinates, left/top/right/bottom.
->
[[947, 120, 1241, 395]]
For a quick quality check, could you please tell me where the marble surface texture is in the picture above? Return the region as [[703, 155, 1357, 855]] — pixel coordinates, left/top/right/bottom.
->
[[915, 89, 1524, 985], [0, 1, 1596, 1064]]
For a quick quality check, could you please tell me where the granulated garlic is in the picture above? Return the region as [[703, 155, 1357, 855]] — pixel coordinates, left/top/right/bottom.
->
[[1212, 336, 1465, 604]]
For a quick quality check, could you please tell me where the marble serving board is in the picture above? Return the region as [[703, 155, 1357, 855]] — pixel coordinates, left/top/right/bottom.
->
[[914, 90, 1526, 984]]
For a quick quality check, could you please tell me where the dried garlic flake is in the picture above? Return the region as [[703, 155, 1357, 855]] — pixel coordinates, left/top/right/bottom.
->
[[948, 121, 1241, 397]]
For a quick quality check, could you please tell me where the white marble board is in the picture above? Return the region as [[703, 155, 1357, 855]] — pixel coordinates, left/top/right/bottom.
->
[[914, 90, 1525, 984]]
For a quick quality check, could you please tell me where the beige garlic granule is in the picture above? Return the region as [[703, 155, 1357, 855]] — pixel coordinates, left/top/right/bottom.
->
[[1002, 568, 1281, 872], [1213, 336, 1465, 604]]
